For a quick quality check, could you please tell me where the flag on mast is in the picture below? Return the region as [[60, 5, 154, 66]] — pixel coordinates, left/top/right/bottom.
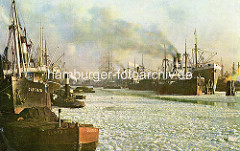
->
[[194, 28, 197, 35]]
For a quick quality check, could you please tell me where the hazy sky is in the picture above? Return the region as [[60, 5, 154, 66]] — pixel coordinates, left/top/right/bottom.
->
[[0, 0, 240, 71]]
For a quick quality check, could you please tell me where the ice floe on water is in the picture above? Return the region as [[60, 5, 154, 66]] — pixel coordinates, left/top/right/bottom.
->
[[53, 89, 240, 150]]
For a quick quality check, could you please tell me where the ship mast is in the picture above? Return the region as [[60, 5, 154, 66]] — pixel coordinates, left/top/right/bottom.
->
[[39, 21, 46, 66], [140, 54, 145, 72], [220, 57, 224, 77], [134, 57, 136, 71], [232, 62, 236, 74], [238, 62, 240, 76], [164, 44, 167, 80], [45, 39, 48, 66], [12, 0, 21, 77], [39, 23, 42, 65], [42, 27, 44, 65], [194, 28, 198, 68], [3, 0, 32, 78], [184, 39, 187, 77]]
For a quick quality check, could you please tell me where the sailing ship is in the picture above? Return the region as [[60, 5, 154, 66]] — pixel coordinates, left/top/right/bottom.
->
[[98, 50, 123, 88]]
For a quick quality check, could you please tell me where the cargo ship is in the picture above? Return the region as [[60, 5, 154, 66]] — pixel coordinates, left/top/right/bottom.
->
[[0, 0, 99, 150], [157, 32, 221, 95], [128, 31, 221, 95]]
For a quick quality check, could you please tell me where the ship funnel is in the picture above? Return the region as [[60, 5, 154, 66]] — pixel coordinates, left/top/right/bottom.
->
[[177, 53, 182, 69], [65, 73, 69, 85], [173, 56, 178, 70], [58, 109, 62, 127], [65, 73, 70, 98], [173, 53, 182, 70]]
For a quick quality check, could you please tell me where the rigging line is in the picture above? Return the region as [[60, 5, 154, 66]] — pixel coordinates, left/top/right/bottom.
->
[[15, 2, 33, 43], [0, 84, 12, 93], [198, 48, 217, 54]]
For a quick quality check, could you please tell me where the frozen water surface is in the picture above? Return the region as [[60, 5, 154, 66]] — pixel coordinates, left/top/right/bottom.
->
[[53, 89, 240, 150]]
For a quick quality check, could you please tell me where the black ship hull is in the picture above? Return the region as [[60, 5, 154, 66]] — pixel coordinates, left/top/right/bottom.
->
[[156, 77, 205, 95], [0, 76, 51, 114]]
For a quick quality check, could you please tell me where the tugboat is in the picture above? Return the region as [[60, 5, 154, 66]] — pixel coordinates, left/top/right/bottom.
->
[[52, 74, 86, 108], [0, 0, 99, 150]]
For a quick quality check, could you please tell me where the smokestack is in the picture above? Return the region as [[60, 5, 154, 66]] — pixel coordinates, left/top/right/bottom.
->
[[58, 109, 61, 127], [173, 56, 177, 70], [177, 53, 182, 69], [65, 73, 70, 98], [173, 53, 182, 71]]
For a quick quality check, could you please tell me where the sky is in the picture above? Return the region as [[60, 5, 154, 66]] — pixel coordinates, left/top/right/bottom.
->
[[0, 0, 240, 72]]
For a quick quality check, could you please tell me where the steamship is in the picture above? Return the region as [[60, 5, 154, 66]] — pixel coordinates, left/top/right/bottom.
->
[[128, 31, 221, 95], [0, 0, 99, 150], [157, 31, 221, 95]]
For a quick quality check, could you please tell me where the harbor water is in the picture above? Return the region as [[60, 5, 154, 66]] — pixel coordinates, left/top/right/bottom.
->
[[53, 89, 240, 150]]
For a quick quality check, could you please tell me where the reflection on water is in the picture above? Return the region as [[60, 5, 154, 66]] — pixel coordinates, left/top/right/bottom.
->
[[53, 89, 240, 150], [197, 101, 235, 108]]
